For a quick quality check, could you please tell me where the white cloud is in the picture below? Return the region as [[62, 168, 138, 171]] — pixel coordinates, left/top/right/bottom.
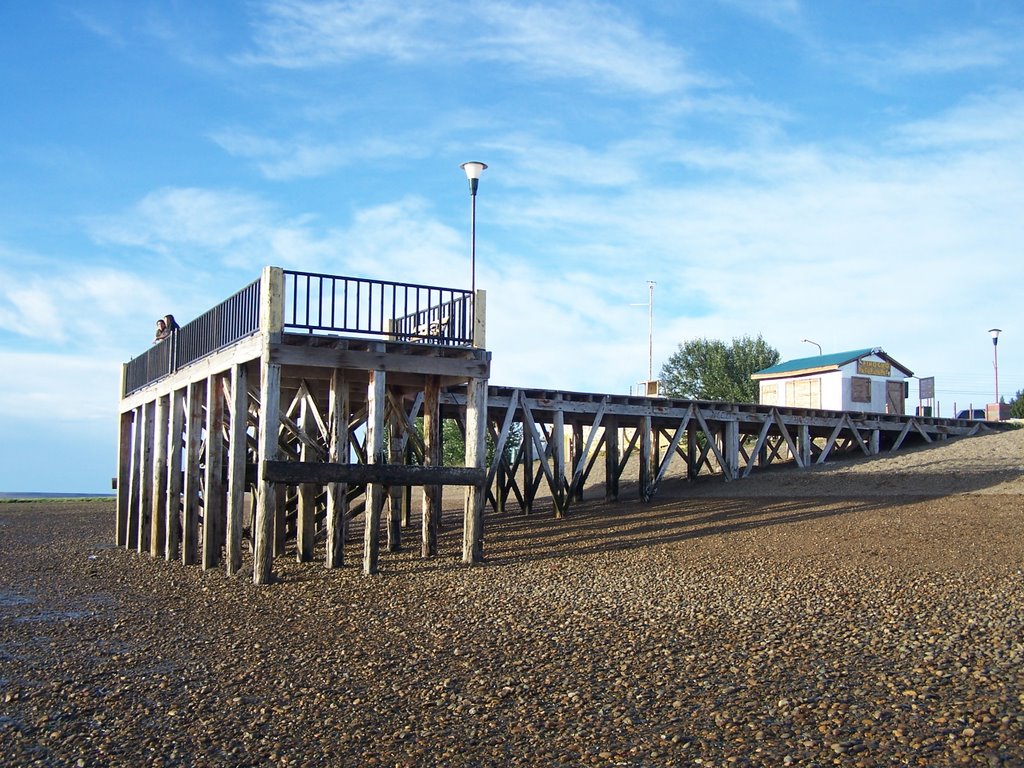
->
[[892, 88, 1024, 149], [243, 0, 701, 95], [0, 351, 121, 422], [476, 1, 699, 95], [0, 260, 165, 348], [874, 28, 1018, 77], [210, 128, 422, 180], [243, 0, 439, 67]]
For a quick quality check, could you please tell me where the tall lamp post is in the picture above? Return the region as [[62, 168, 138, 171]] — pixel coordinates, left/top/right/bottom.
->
[[989, 328, 1002, 408], [460, 161, 487, 299]]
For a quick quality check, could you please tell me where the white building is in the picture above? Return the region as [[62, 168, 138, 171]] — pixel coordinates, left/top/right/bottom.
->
[[752, 347, 914, 414]]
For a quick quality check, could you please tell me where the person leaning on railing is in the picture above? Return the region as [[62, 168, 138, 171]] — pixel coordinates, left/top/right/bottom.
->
[[153, 313, 179, 343]]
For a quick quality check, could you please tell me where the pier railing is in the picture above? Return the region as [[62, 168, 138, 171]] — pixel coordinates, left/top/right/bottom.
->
[[123, 269, 474, 395], [283, 270, 472, 344]]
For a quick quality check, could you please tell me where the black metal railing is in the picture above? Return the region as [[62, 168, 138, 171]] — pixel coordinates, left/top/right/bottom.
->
[[123, 278, 261, 396], [177, 278, 261, 369], [123, 270, 474, 396], [282, 270, 473, 344]]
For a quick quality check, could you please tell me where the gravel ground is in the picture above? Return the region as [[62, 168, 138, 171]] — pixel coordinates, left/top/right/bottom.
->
[[2, 428, 1023, 767]]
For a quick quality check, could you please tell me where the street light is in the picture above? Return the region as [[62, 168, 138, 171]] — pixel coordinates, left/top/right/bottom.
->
[[460, 161, 487, 299], [801, 338, 822, 356], [989, 328, 1002, 407]]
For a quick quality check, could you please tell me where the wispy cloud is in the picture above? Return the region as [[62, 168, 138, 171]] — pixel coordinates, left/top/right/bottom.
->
[[892, 88, 1024, 149], [475, 1, 700, 94], [242, 0, 701, 95], [846, 26, 1023, 85], [716, 0, 803, 32], [210, 128, 423, 180], [0, 257, 164, 349]]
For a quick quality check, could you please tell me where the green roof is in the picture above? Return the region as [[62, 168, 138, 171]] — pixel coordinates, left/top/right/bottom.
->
[[753, 348, 913, 378]]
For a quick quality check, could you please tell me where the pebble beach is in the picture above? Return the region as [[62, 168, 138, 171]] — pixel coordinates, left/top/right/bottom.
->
[[2, 428, 1023, 767]]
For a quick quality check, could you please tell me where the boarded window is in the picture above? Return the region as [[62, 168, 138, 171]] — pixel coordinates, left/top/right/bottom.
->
[[760, 383, 777, 404], [850, 376, 871, 403], [785, 378, 821, 408]]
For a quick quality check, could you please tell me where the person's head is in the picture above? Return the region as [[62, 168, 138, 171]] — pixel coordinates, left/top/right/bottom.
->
[[156, 319, 166, 331], [163, 314, 177, 328]]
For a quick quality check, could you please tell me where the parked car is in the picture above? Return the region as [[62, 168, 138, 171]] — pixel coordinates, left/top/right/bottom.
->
[[955, 409, 986, 420]]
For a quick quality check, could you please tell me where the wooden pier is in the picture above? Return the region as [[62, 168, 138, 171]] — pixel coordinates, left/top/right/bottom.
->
[[116, 267, 999, 584]]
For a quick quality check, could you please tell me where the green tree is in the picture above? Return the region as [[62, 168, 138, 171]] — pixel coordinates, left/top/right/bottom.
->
[[660, 334, 780, 402], [1008, 389, 1024, 419], [439, 418, 522, 467]]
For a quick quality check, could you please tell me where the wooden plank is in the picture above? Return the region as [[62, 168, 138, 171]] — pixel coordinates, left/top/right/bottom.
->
[[604, 419, 619, 502], [485, 389, 521, 489], [253, 363, 281, 585], [653, 405, 694, 487], [150, 394, 169, 558], [386, 393, 404, 552], [463, 376, 487, 563], [137, 400, 155, 553], [363, 368, 386, 575], [296, 393, 316, 563], [182, 380, 204, 565], [742, 414, 775, 479], [568, 398, 607, 500], [325, 369, 349, 568], [551, 399, 566, 517], [165, 388, 185, 561], [640, 415, 652, 501], [226, 364, 248, 576], [421, 375, 441, 557], [115, 409, 133, 547], [771, 409, 804, 469], [203, 373, 226, 571], [270, 344, 490, 379], [692, 408, 731, 481]]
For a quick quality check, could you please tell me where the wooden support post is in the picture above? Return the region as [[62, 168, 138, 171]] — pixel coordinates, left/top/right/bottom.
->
[[166, 387, 185, 562], [203, 373, 226, 571], [604, 420, 619, 502], [127, 405, 144, 549], [116, 409, 133, 547], [421, 375, 441, 557], [138, 400, 155, 553], [640, 417, 652, 501], [296, 393, 315, 563], [724, 419, 740, 481], [552, 399, 566, 518], [182, 380, 204, 565], [150, 394, 169, 558], [570, 424, 584, 502], [253, 362, 281, 585], [463, 376, 487, 563], [274, 486, 287, 557], [226, 364, 248, 576], [798, 425, 811, 467], [870, 429, 880, 455], [387, 396, 403, 553], [687, 427, 698, 480], [253, 266, 284, 585], [325, 369, 349, 569], [472, 289, 486, 348], [522, 424, 535, 514], [363, 368, 386, 575]]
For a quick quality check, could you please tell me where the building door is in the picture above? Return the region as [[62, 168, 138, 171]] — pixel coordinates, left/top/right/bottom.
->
[[886, 380, 905, 414]]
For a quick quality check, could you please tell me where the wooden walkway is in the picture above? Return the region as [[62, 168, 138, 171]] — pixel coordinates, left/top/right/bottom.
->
[[116, 267, 999, 584]]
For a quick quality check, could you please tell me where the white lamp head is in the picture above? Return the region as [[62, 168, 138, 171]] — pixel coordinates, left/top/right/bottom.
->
[[460, 161, 487, 196]]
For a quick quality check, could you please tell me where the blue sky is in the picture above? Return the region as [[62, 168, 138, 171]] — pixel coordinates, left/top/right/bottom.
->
[[2, 1, 1023, 493]]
